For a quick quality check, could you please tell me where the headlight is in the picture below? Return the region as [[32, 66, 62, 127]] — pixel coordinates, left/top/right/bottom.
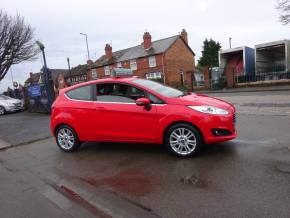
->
[[5, 102, 14, 107], [188, 106, 229, 115]]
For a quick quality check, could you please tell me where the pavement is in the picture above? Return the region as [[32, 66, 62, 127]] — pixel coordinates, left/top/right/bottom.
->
[[196, 84, 290, 94], [1, 90, 290, 218]]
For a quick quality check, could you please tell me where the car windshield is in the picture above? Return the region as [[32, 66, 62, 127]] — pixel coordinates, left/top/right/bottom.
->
[[132, 79, 184, 98]]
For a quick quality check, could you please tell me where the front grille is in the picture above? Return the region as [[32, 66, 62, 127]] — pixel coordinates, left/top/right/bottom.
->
[[13, 102, 22, 109]]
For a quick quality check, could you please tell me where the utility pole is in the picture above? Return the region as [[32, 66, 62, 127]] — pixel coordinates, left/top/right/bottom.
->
[[67, 57, 71, 74], [36, 40, 54, 113], [80, 33, 90, 60], [229, 37, 232, 48]]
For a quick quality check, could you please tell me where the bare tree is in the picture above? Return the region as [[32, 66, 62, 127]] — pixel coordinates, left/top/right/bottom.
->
[[277, 0, 290, 25], [0, 10, 38, 81]]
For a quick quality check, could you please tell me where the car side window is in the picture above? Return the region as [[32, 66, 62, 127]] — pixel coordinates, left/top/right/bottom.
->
[[66, 85, 92, 101], [96, 83, 145, 103], [147, 92, 164, 104]]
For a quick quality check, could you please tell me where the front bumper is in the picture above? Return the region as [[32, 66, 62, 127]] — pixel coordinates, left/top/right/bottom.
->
[[5, 103, 23, 112], [195, 111, 237, 144]]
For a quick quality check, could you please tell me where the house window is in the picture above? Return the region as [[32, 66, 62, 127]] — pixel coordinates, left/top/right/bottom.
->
[[148, 56, 156, 68], [92, 69, 97, 79], [104, 66, 110, 76], [180, 71, 185, 86], [130, 59, 137, 70], [146, 72, 162, 79], [117, 62, 122, 68]]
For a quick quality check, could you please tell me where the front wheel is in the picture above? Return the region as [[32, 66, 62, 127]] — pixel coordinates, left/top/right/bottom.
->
[[164, 123, 203, 157], [56, 125, 80, 152], [0, 106, 5, 115]]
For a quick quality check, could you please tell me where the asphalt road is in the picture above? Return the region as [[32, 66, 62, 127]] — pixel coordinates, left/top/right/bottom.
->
[[0, 90, 290, 218]]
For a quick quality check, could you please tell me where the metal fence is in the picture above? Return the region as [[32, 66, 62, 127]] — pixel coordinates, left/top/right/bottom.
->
[[235, 71, 290, 84]]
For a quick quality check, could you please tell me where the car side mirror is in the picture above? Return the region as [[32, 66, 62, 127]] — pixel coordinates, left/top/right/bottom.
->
[[136, 98, 151, 110]]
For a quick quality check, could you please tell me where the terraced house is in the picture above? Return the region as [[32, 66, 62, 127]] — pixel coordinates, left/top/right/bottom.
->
[[87, 29, 196, 88]]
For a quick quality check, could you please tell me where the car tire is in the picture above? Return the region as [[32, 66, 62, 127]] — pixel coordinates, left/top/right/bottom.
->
[[164, 123, 203, 157], [55, 125, 81, 152], [0, 106, 5, 115]]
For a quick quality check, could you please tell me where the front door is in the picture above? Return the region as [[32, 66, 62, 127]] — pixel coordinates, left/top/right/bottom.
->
[[92, 83, 158, 142]]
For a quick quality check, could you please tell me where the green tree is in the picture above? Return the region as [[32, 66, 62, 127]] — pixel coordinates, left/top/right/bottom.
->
[[198, 38, 221, 68]]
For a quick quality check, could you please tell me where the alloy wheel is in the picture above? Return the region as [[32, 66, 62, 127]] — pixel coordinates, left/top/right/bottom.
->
[[0, 107, 5, 115], [169, 127, 197, 156], [57, 127, 75, 150]]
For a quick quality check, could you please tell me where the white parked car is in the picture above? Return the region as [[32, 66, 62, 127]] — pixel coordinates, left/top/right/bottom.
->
[[0, 94, 23, 115]]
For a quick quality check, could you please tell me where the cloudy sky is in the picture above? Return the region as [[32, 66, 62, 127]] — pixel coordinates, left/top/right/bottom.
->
[[0, 0, 289, 92]]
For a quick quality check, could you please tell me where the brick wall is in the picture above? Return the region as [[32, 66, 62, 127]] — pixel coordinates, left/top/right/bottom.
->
[[164, 38, 195, 88]]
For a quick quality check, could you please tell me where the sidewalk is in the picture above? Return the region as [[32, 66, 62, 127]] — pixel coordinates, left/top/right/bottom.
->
[[195, 85, 290, 94]]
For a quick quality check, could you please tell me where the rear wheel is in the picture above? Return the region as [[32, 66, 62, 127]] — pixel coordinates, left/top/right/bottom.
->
[[0, 106, 5, 115], [165, 123, 203, 157], [56, 125, 80, 152]]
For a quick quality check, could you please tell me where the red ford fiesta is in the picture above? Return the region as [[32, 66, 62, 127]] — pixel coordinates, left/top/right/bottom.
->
[[51, 76, 237, 157]]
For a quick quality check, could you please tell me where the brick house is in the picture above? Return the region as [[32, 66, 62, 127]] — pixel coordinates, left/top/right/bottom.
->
[[87, 29, 196, 89]]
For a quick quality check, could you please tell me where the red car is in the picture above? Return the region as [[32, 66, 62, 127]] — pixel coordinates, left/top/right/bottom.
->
[[51, 77, 237, 157]]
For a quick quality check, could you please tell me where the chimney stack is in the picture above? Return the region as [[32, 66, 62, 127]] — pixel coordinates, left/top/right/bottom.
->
[[30, 72, 33, 78], [180, 29, 188, 44], [105, 44, 113, 59], [143, 32, 152, 49], [87, 59, 93, 65]]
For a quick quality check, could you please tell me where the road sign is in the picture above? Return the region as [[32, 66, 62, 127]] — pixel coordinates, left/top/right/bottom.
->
[[28, 85, 41, 97]]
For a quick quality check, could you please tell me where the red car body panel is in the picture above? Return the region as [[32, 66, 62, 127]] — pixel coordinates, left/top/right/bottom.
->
[[51, 77, 237, 145]]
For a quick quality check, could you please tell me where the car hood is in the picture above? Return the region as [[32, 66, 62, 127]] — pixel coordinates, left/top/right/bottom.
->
[[168, 93, 234, 110], [1, 99, 21, 104]]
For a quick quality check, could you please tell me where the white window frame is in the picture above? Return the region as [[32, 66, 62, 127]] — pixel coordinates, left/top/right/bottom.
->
[[146, 72, 162, 79], [91, 69, 97, 79], [104, 66, 110, 76], [130, 59, 137, 70], [148, 56, 156, 68], [117, 62, 122, 68]]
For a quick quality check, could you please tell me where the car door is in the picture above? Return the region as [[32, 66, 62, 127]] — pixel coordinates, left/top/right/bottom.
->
[[92, 82, 159, 142]]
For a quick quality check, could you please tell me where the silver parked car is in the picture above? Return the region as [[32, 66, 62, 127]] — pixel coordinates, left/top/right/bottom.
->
[[0, 94, 23, 115]]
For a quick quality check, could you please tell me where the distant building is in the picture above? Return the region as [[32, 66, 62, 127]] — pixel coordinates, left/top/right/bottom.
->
[[219, 46, 255, 76], [255, 40, 290, 74], [88, 29, 196, 88]]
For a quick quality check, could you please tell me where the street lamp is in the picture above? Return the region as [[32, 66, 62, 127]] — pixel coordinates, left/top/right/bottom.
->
[[80, 33, 90, 60], [36, 40, 54, 113]]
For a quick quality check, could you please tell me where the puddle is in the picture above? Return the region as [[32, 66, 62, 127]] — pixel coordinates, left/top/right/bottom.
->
[[275, 163, 290, 174], [80, 169, 154, 196], [180, 175, 209, 189]]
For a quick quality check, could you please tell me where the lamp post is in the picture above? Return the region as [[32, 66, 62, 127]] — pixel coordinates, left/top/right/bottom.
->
[[80, 33, 90, 60], [36, 40, 53, 113]]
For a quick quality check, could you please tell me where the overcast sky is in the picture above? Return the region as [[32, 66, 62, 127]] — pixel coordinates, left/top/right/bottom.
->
[[0, 0, 289, 92]]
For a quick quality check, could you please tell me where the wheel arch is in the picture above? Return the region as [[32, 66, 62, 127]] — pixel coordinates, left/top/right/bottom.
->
[[54, 123, 78, 137]]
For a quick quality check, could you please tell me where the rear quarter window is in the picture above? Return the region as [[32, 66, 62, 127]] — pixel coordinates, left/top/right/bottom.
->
[[66, 85, 92, 101]]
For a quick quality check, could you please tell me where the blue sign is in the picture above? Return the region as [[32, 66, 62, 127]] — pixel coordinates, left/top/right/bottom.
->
[[28, 85, 41, 97]]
